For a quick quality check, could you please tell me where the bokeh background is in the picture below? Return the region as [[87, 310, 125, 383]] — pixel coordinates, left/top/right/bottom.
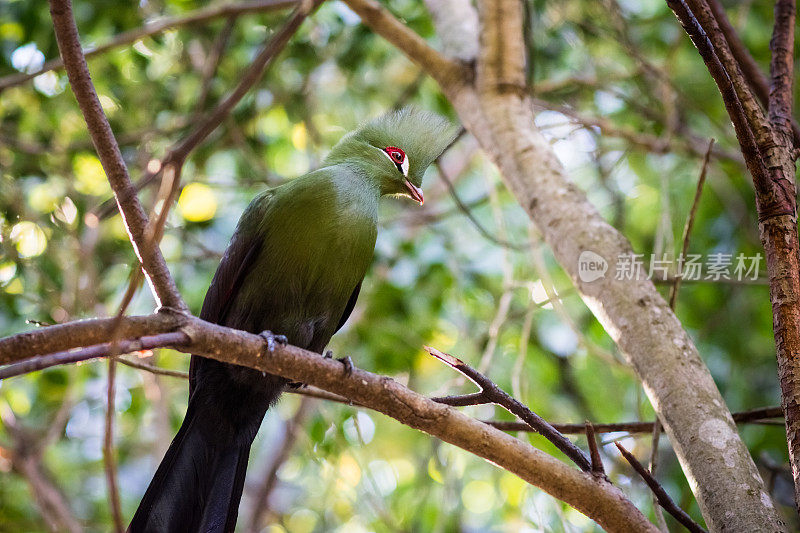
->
[[0, 0, 796, 530]]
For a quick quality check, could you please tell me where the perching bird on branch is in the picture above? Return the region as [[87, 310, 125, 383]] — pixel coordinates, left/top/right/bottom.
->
[[129, 108, 455, 532]]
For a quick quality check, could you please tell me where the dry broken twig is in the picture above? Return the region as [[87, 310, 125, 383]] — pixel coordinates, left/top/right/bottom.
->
[[425, 346, 592, 472], [615, 442, 707, 533]]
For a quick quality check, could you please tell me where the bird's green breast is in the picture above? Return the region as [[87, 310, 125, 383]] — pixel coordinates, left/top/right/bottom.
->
[[227, 165, 379, 351]]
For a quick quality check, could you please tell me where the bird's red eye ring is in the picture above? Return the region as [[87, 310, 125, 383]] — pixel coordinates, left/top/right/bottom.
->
[[385, 146, 405, 164]]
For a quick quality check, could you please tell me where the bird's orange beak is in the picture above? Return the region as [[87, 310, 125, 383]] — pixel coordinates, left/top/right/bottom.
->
[[404, 179, 424, 205]]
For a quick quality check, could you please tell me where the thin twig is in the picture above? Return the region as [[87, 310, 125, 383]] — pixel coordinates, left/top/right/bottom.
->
[[585, 421, 605, 475], [649, 418, 668, 532], [669, 138, 714, 308], [530, 98, 742, 164], [484, 406, 784, 434], [118, 356, 189, 379], [425, 346, 591, 471], [103, 358, 123, 533], [615, 442, 707, 533], [246, 399, 312, 532], [194, 15, 238, 116], [0, 0, 296, 93]]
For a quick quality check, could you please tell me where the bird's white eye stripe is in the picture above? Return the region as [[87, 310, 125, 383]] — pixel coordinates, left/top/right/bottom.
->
[[378, 148, 397, 165], [400, 157, 409, 177]]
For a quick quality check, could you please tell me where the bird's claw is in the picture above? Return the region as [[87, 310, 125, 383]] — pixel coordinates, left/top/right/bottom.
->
[[258, 330, 288, 354], [338, 355, 354, 377]]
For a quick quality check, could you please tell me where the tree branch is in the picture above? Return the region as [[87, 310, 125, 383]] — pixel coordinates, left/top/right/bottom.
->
[[705, 0, 800, 147], [49, 0, 186, 311], [666, 0, 771, 195], [0, 332, 189, 379], [0, 312, 180, 365], [484, 406, 785, 434], [0, 314, 656, 532], [768, 0, 796, 140], [681, 0, 773, 148]]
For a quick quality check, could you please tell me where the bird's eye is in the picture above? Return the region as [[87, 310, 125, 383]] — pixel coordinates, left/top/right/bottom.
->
[[385, 146, 405, 165]]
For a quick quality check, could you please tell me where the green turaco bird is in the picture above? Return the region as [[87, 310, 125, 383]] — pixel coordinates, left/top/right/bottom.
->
[[129, 108, 455, 532]]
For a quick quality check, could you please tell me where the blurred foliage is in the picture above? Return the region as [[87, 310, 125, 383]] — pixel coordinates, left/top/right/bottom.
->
[[0, 0, 797, 531]]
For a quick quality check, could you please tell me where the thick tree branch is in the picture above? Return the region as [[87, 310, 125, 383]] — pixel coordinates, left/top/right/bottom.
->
[[49, 0, 186, 311], [0, 0, 296, 93], [342, 0, 465, 89], [765, 0, 800, 511], [0, 315, 656, 532]]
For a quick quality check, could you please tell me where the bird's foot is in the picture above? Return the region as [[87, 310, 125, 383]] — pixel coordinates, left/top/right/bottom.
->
[[258, 330, 288, 354], [338, 355, 354, 377], [324, 351, 354, 376]]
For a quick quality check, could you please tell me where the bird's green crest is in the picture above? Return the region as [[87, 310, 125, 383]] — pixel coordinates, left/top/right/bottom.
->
[[324, 107, 457, 196]]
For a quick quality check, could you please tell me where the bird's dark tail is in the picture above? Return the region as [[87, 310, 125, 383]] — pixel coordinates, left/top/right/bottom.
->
[[129, 358, 283, 533]]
